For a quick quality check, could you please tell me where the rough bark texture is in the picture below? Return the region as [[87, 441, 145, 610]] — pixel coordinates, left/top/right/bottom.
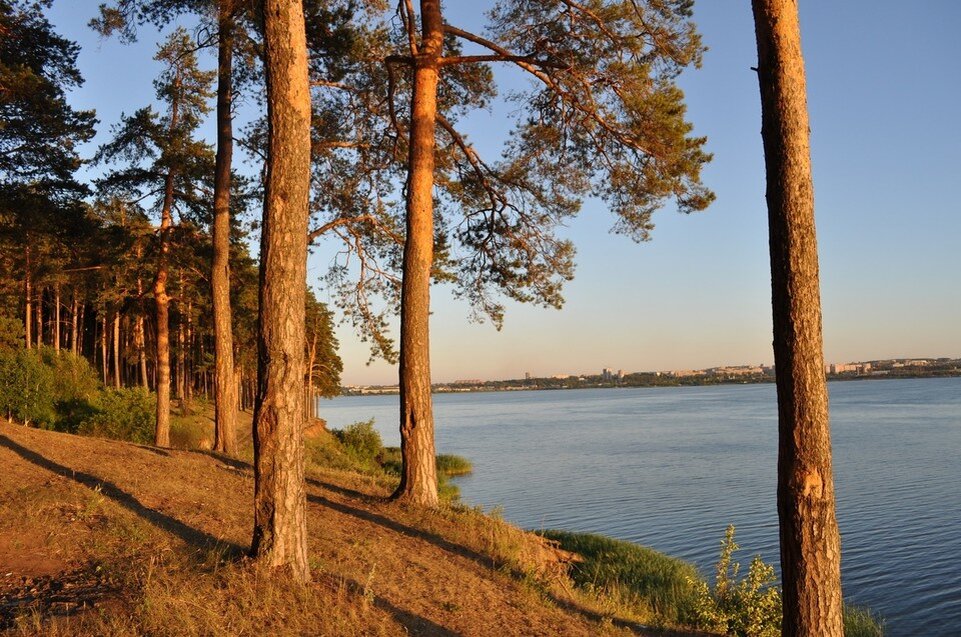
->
[[54, 285, 61, 352], [212, 0, 238, 455], [112, 310, 121, 388], [250, 0, 311, 582], [153, 166, 175, 448], [392, 0, 442, 508], [752, 2, 844, 635], [24, 248, 31, 349]]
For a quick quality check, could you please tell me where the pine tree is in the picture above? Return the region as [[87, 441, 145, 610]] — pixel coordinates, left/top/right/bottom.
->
[[95, 28, 215, 446], [250, 0, 312, 581], [752, 0, 844, 634]]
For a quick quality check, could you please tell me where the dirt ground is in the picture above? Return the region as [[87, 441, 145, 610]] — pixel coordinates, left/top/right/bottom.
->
[[0, 422, 667, 636]]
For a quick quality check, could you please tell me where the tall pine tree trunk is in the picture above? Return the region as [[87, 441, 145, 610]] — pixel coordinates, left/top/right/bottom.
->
[[70, 293, 79, 355], [752, 1, 843, 635], [54, 284, 61, 352], [212, 0, 238, 454], [392, 0, 442, 508], [153, 75, 181, 448], [24, 246, 31, 349], [251, 0, 311, 581], [35, 288, 43, 347], [153, 171, 176, 447], [113, 309, 121, 388]]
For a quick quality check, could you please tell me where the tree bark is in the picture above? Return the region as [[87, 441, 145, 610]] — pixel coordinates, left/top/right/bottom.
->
[[392, 0, 442, 507], [70, 292, 79, 355], [752, 2, 844, 635], [212, 0, 238, 455], [251, 0, 312, 582], [113, 309, 121, 388], [153, 73, 182, 448], [100, 312, 108, 384], [24, 246, 31, 349], [54, 284, 61, 352], [35, 287, 43, 348]]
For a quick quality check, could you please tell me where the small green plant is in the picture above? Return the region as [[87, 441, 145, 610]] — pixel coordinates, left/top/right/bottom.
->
[[689, 525, 781, 637]]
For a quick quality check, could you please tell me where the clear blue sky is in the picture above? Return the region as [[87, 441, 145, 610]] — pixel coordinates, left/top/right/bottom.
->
[[49, 1, 961, 385]]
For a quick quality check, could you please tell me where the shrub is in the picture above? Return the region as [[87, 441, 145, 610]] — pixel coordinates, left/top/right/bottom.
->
[[844, 605, 885, 637], [689, 525, 781, 637], [332, 420, 383, 465], [78, 387, 155, 444], [38, 349, 101, 431], [0, 348, 55, 426]]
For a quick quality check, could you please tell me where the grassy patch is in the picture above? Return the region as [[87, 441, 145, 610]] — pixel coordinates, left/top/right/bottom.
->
[[844, 604, 885, 637], [436, 454, 472, 476], [538, 529, 700, 626]]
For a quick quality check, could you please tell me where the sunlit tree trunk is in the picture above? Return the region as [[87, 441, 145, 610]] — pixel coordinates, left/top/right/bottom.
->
[[70, 293, 79, 355], [752, 1, 844, 635], [35, 288, 43, 347], [113, 309, 121, 388], [153, 166, 175, 447], [251, 0, 311, 582], [24, 246, 31, 349], [54, 284, 61, 352], [212, 0, 238, 454], [100, 311, 108, 384], [393, 0, 442, 508]]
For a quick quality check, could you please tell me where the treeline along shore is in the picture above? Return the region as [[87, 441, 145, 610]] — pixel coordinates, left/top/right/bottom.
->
[[344, 357, 961, 396]]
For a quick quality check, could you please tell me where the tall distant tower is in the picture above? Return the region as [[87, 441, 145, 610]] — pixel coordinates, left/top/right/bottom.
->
[[525, 371, 531, 381]]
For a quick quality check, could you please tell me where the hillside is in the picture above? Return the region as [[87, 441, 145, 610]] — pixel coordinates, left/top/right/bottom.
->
[[0, 421, 684, 636]]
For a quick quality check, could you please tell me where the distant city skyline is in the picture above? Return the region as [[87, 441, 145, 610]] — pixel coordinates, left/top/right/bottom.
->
[[48, 1, 961, 386]]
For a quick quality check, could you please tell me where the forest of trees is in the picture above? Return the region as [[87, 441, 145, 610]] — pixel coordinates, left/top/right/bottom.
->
[[1, 0, 845, 632]]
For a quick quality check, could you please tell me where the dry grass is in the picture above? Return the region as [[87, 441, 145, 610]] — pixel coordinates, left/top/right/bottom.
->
[[0, 420, 686, 636]]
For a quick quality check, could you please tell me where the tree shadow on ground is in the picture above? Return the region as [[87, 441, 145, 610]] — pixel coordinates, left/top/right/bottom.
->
[[305, 483, 661, 636], [0, 434, 244, 557]]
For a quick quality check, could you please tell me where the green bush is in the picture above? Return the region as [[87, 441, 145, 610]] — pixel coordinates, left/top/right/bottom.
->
[[78, 387, 155, 444], [540, 529, 701, 625], [690, 526, 884, 637], [38, 348, 101, 431], [689, 525, 780, 636], [0, 348, 55, 426], [332, 420, 383, 464]]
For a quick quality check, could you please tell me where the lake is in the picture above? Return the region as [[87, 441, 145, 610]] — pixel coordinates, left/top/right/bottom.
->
[[319, 377, 961, 636]]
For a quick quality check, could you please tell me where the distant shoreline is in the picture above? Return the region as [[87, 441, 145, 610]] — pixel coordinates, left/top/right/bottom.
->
[[340, 363, 961, 397]]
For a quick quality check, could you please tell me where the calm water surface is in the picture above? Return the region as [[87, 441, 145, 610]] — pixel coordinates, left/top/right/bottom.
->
[[320, 377, 961, 636]]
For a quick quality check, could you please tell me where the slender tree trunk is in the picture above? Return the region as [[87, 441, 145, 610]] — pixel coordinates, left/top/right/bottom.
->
[[752, 2, 843, 635], [70, 293, 79, 355], [251, 0, 311, 581], [153, 79, 181, 448], [77, 302, 85, 356], [35, 288, 43, 348], [54, 284, 61, 352], [393, 0, 442, 507], [113, 309, 121, 389], [101, 312, 108, 384], [212, 0, 239, 455], [177, 294, 186, 402], [187, 302, 194, 401], [24, 247, 31, 349]]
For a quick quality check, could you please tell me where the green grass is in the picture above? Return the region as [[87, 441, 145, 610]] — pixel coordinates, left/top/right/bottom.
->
[[844, 604, 885, 637], [538, 529, 700, 626], [436, 454, 472, 476]]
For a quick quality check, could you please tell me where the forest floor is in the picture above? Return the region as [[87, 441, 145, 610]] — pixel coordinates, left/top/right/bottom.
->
[[0, 419, 705, 636]]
